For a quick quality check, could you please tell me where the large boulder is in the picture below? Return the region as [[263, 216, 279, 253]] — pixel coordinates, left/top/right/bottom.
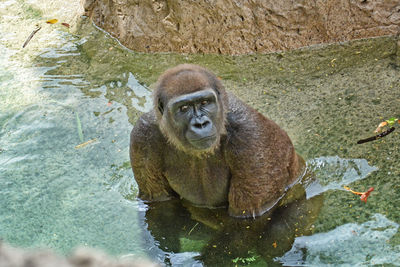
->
[[81, 0, 400, 54]]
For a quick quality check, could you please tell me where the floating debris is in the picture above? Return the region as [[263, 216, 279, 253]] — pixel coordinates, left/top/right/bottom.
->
[[187, 222, 199, 236], [357, 127, 395, 144], [46, 19, 58, 24], [343, 186, 374, 203], [358, 117, 399, 144], [375, 121, 389, 133], [374, 117, 399, 133], [61, 22, 70, 28], [22, 26, 41, 48], [75, 138, 97, 149]]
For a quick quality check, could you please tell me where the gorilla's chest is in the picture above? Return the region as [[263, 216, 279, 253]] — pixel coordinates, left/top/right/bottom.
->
[[163, 151, 230, 208]]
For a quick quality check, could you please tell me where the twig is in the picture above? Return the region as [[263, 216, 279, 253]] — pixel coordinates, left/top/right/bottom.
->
[[187, 222, 199, 236], [344, 186, 374, 203], [357, 127, 395, 144], [75, 138, 97, 149], [22, 27, 41, 48]]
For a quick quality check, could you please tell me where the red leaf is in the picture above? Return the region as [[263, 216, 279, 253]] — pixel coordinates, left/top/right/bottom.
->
[[360, 187, 374, 203]]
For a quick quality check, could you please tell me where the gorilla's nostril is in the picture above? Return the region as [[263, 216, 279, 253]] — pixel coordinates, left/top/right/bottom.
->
[[194, 121, 210, 129]]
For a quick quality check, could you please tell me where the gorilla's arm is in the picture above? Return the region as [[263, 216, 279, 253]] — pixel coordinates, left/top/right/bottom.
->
[[225, 96, 301, 218], [130, 112, 176, 201]]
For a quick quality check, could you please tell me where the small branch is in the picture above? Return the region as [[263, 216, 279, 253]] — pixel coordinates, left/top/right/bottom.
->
[[357, 127, 395, 144], [187, 222, 199, 236], [344, 186, 374, 203], [75, 138, 97, 149], [22, 27, 41, 48]]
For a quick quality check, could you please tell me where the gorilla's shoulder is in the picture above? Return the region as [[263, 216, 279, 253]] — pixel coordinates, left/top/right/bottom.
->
[[225, 92, 288, 148], [130, 111, 164, 148], [226, 93, 262, 133]]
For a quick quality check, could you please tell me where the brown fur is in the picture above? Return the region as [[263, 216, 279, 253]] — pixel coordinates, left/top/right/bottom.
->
[[130, 64, 304, 218]]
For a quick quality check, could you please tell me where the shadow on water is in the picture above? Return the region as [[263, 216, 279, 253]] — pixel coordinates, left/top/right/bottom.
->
[[142, 156, 382, 266], [1, 1, 400, 265], [145, 191, 323, 266]]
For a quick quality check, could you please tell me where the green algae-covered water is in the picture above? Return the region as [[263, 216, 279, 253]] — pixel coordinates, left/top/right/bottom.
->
[[1, 0, 400, 266]]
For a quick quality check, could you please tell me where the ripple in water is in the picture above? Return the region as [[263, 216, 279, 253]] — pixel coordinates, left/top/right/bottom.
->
[[275, 157, 400, 266], [276, 213, 400, 266], [303, 156, 378, 199]]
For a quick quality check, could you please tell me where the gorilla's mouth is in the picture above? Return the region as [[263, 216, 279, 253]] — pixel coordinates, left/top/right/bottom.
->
[[188, 134, 217, 149]]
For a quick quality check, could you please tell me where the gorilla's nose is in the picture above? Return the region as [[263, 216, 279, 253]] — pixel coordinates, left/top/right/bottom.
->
[[191, 117, 211, 130]]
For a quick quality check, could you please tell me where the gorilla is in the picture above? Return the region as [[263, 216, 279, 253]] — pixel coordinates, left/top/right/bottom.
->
[[130, 64, 304, 218]]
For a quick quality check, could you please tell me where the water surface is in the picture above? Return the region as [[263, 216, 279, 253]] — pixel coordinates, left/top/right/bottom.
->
[[1, 0, 400, 266]]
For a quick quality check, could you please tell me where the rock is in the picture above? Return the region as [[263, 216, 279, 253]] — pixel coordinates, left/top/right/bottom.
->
[[81, 0, 400, 55], [0, 242, 159, 267], [397, 35, 400, 63]]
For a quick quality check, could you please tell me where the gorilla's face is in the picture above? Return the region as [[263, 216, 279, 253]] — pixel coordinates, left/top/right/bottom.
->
[[168, 88, 219, 150], [154, 65, 227, 155]]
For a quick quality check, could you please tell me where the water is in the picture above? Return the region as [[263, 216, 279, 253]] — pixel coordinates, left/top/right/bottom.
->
[[0, 0, 150, 259], [1, 0, 400, 266], [277, 214, 400, 266]]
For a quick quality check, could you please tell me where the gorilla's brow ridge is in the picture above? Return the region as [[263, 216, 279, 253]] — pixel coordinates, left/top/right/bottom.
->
[[168, 88, 217, 109]]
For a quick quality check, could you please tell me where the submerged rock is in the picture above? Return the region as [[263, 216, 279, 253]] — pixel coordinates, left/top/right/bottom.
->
[[81, 0, 400, 55]]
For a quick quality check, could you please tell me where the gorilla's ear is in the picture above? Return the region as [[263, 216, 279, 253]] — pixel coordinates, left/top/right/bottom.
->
[[158, 98, 164, 115]]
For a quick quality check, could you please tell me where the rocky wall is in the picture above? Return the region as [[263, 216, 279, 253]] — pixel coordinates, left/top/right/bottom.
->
[[81, 0, 400, 54]]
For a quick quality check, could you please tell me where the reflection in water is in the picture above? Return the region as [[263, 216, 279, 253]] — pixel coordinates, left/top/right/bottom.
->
[[126, 72, 152, 113], [277, 214, 400, 266], [80, 70, 152, 118], [143, 156, 379, 266], [145, 197, 323, 266], [144, 173, 323, 266]]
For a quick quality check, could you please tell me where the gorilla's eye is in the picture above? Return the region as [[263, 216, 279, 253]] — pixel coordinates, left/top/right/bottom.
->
[[180, 105, 189, 112], [201, 100, 209, 105]]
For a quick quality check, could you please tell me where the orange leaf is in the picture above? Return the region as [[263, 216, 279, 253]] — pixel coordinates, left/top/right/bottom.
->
[[61, 23, 70, 28], [46, 19, 58, 24], [360, 187, 374, 203], [344, 186, 374, 203], [343, 186, 363, 195], [374, 121, 388, 133]]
